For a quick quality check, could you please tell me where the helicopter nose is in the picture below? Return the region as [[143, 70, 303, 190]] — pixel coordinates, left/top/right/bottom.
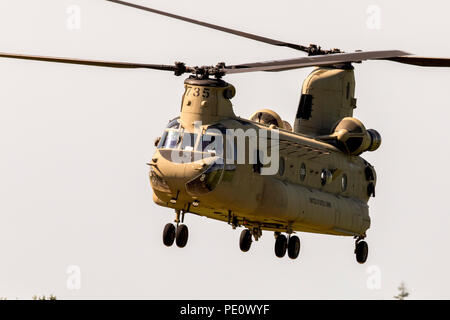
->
[[150, 150, 216, 192]]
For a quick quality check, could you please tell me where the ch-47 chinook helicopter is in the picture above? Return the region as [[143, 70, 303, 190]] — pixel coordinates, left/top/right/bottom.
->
[[2, 0, 450, 264]]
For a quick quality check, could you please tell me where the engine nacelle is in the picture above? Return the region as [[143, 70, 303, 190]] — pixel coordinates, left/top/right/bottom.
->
[[250, 109, 292, 131], [331, 117, 381, 155]]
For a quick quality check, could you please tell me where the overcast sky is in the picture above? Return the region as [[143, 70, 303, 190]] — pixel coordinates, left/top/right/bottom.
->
[[1, 0, 450, 299]]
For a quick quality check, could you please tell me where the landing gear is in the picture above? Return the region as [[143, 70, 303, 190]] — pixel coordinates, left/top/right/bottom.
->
[[355, 239, 369, 264], [239, 229, 252, 252], [287, 235, 301, 259], [162, 223, 189, 248], [162, 223, 176, 247], [162, 210, 189, 248], [274, 233, 301, 259], [175, 224, 189, 248], [274, 234, 288, 258]]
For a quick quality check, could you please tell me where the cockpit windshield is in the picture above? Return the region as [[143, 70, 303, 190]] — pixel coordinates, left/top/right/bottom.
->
[[180, 132, 198, 151], [158, 118, 181, 149], [157, 120, 234, 160], [160, 130, 181, 149]]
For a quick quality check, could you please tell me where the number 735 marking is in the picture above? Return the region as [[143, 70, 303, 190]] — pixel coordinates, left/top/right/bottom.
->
[[186, 86, 210, 98]]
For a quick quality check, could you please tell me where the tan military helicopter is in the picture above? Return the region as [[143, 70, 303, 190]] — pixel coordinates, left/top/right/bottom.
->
[[2, 0, 450, 263]]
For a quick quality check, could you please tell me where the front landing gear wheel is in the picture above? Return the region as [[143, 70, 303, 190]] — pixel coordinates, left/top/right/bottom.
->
[[163, 223, 176, 247], [239, 229, 252, 252], [355, 240, 369, 264], [274, 234, 287, 258], [175, 224, 189, 248], [287, 235, 301, 259]]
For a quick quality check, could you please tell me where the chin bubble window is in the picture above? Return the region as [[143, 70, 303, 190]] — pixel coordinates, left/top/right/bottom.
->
[[185, 162, 224, 196]]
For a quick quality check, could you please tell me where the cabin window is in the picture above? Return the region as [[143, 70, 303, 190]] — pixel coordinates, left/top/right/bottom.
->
[[299, 163, 307, 181], [320, 170, 327, 186], [341, 174, 348, 191], [320, 169, 332, 186], [278, 157, 285, 176]]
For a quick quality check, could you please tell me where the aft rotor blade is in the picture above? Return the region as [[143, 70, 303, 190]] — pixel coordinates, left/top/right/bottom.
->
[[106, 0, 308, 52], [386, 56, 450, 67], [224, 50, 412, 74], [0, 52, 188, 73]]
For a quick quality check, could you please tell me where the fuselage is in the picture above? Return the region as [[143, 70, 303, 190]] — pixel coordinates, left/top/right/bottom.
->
[[149, 75, 376, 238], [150, 115, 375, 238]]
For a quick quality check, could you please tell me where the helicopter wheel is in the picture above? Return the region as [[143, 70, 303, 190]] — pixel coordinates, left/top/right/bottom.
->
[[162, 223, 176, 247], [175, 224, 189, 248], [239, 229, 252, 252], [287, 235, 301, 259], [355, 240, 369, 264], [274, 234, 288, 258]]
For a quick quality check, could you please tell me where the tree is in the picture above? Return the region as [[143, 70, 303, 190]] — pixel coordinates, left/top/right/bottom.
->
[[32, 294, 57, 300], [394, 282, 409, 300]]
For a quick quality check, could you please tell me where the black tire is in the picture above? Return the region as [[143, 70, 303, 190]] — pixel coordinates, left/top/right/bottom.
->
[[239, 229, 252, 252], [162, 223, 176, 247], [355, 241, 369, 264], [274, 234, 287, 258], [287, 235, 301, 259], [175, 224, 189, 248]]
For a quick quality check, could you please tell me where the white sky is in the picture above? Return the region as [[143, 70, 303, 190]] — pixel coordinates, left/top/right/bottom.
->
[[1, 0, 450, 299]]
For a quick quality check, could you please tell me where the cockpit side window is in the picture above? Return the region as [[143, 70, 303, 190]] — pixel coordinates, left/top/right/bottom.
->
[[198, 128, 223, 155], [200, 133, 220, 153], [196, 128, 238, 164]]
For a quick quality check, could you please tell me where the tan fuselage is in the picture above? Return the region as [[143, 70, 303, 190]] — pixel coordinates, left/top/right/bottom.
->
[[150, 71, 376, 238]]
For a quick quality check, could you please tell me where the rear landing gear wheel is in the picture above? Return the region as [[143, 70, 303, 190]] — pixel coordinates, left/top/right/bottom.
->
[[274, 234, 287, 258], [355, 240, 368, 264], [287, 235, 301, 259], [239, 229, 252, 252], [163, 223, 176, 247], [175, 224, 189, 248]]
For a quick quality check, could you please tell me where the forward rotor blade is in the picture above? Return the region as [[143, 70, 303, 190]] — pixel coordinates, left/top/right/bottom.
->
[[106, 0, 308, 52], [0, 52, 186, 72], [386, 56, 450, 67], [224, 50, 411, 74]]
